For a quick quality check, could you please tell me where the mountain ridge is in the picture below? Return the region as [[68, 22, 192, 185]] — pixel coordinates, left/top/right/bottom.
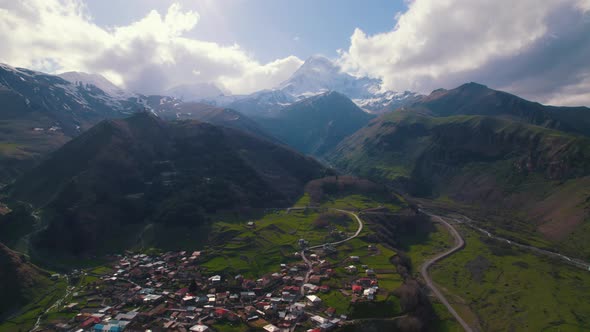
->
[[254, 91, 374, 156], [9, 112, 328, 254]]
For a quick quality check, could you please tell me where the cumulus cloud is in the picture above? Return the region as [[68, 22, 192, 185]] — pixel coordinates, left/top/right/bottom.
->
[[338, 0, 590, 106], [0, 0, 302, 94]]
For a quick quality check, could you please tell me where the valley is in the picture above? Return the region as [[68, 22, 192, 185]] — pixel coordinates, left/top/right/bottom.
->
[[0, 191, 436, 332], [1, 56, 590, 332]]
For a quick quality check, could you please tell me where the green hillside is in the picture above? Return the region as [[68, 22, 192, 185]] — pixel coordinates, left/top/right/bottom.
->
[[328, 111, 590, 258], [8, 112, 328, 256]]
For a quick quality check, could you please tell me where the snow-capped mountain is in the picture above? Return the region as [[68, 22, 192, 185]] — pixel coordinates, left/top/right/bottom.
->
[[202, 55, 419, 117], [165, 82, 230, 101], [223, 89, 297, 117], [278, 55, 380, 99], [59, 71, 134, 100], [0, 63, 146, 135], [0, 63, 151, 182]]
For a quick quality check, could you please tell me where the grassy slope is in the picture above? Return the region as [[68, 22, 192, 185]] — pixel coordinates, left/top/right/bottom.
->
[[202, 193, 406, 318], [429, 225, 590, 331], [0, 243, 67, 331], [329, 112, 590, 259], [0, 279, 67, 332]]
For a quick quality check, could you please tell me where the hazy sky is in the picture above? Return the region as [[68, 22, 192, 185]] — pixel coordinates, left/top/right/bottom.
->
[[0, 0, 589, 105]]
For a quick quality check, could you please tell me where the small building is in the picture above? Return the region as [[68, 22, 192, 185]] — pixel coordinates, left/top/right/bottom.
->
[[306, 295, 322, 306], [310, 315, 329, 325], [263, 324, 281, 332], [352, 285, 363, 293], [345, 265, 357, 274], [350, 256, 360, 262], [363, 288, 377, 300], [189, 325, 210, 332]]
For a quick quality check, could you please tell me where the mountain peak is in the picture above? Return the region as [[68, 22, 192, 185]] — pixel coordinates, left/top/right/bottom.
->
[[458, 82, 489, 90], [165, 82, 230, 101], [59, 71, 132, 99], [278, 56, 380, 99], [296, 55, 340, 76], [302, 55, 337, 68]]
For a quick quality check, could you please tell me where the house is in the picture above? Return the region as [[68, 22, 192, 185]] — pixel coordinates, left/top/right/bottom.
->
[[309, 275, 322, 284], [345, 265, 357, 274], [189, 324, 210, 332], [303, 283, 319, 293], [283, 285, 300, 294], [306, 295, 322, 306], [352, 285, 363, 293], [357, 278, 373, 287], [325, 307, 336, 317], [114, 312, 138, 321], [240, 291, 257, 300], [80, 317, 101, 329], [263, 324, 281, 332], [93, 320, 129, 332], [363, 288, 377, 300], [310, 315, 329, 325], [214, 308, 229, 318]]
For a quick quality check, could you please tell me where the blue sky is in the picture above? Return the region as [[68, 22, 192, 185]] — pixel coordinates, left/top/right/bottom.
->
[[85, 0, 406, 62]]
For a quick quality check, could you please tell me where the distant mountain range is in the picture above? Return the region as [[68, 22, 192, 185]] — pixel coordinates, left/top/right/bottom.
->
[[200, 55, 420, 117], [164, 82, 230, 101], [0, 63, 151, 181], [254, 91, 374, 156]]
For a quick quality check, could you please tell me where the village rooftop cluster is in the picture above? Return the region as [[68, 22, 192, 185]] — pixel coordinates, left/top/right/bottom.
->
[[44, 245, 385, 332]]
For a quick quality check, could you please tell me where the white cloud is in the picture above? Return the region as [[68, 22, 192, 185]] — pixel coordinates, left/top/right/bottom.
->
[[0, 0, 302, 94], [338, 0, 590, 106]]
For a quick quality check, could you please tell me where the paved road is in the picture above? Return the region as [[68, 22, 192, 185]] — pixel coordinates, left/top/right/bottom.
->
[[298, 208, 364, 296], [307, 209, 364, 250], [419, 212, 474, 332]]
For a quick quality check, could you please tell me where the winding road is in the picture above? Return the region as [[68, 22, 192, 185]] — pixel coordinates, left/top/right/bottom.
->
[[419, 211, 473, 332], [298, 208, 364, 296]]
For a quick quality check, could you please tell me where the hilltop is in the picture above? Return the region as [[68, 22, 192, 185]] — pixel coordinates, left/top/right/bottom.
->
[[9, 112, 328, 255], [328, 109, 590, 257], [398, 82, 590, 135]]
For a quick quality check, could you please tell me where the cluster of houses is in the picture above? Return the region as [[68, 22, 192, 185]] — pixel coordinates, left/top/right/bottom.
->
[[40, 246, 385, 332]]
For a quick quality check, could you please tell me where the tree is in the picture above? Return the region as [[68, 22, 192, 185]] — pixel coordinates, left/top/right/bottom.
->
[[189, 279, 197, 293]]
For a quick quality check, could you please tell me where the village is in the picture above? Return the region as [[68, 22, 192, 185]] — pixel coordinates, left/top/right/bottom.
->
[[43, 241, 388, 332]]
